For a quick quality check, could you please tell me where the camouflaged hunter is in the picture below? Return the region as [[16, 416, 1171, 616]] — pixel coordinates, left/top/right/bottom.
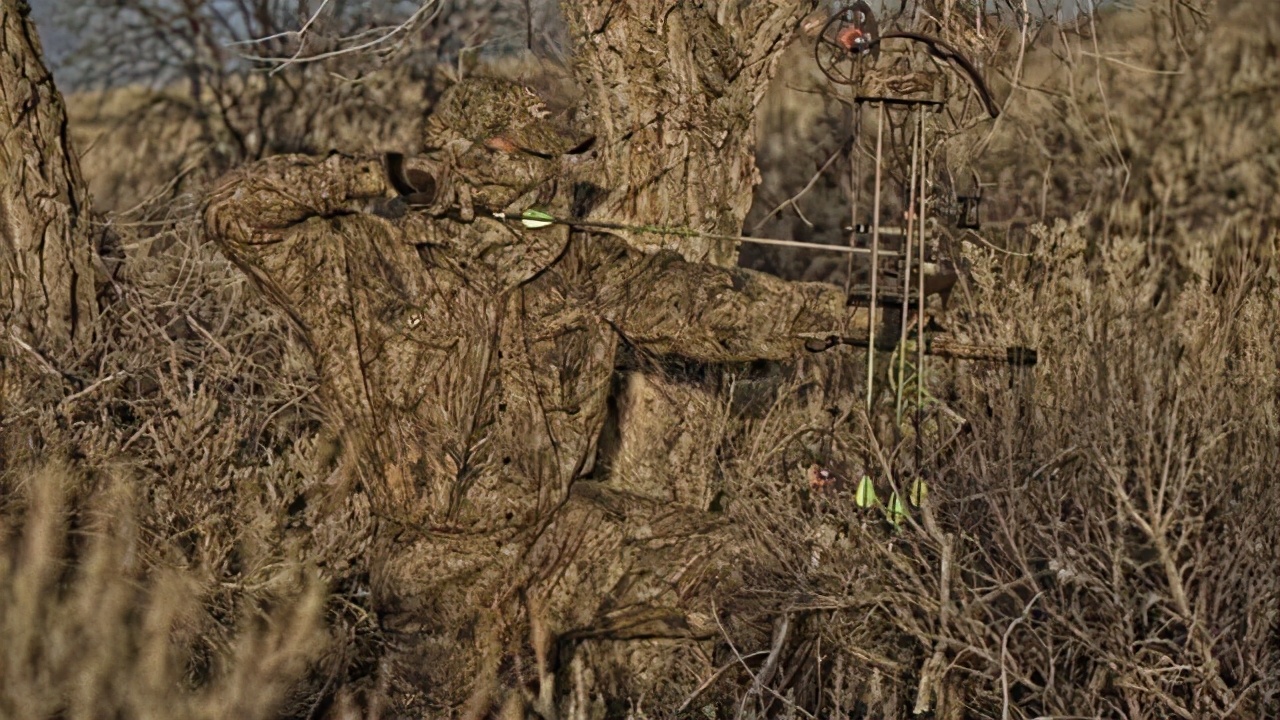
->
[[202, 77, 877, 715]]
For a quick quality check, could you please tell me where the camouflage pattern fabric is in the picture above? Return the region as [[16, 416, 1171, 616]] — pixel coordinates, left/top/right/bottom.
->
[[202, 79, 864, 715]]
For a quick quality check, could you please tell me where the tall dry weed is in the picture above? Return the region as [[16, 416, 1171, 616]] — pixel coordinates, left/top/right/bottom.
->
[[2, 202, 377, 716], [0, 462, 327, 720]]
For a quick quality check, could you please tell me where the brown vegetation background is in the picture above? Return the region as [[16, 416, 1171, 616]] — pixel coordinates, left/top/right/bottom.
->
[[3, 0, 1278, 717]]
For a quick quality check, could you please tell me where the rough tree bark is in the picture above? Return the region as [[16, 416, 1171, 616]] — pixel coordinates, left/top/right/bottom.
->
[[560, 0, 821, 505], [0, 0, 97, 410], [563, 1, 814, 265]]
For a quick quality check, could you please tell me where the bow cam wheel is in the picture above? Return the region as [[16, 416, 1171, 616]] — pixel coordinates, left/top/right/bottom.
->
[[813, 2, 881, 86]]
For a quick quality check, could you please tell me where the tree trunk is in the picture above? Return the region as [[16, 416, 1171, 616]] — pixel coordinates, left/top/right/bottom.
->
[[0, 0, 97, 374], [562, 1, 815, 506], [563, 1, 814, 266]]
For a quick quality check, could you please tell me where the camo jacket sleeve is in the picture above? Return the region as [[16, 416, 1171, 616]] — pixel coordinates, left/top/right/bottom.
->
[[203, 153, 393, 247], [587, 235, 859, 363]]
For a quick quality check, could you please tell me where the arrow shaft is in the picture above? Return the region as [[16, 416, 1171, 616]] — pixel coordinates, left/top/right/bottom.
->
[[498, 211, 900, 258]]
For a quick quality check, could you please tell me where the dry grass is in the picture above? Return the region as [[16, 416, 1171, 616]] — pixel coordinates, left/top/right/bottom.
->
[[717, 3, 1280, 715], [2, 203, 378, 717], [0, 462, 327, 720], [4, 1, 1278, 717]]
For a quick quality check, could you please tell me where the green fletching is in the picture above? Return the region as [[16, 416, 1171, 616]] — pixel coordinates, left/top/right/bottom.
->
[[520, 209, 556, 229], [887, 491, 908, 525], [855, 476, 878, 508], [909, 478, 929, 507]]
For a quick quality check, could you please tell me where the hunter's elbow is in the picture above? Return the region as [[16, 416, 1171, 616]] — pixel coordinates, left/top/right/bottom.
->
[[201, 181, 253, 253]]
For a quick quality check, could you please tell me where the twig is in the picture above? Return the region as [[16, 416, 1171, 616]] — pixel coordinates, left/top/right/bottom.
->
[[6, 329, 66, 380], [238, 0, 442, 74], [712, 602, 816, 720], [59, 372, 128, 412], [750, 144, 846, 233], [1078, 50, 1184, 76], [184, 313, 235, 362], [739, 612, 791, 719], [1001, 591, 1043, 720], [675, 651, 769, 714], [963, 229, 1034, 258], [227, 0, 331, 47], [712, 600, 760, 691]]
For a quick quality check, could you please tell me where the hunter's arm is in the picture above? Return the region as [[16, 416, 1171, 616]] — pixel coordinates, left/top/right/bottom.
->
[[595, 240, 859, 363], [202, 153, 392, 253]]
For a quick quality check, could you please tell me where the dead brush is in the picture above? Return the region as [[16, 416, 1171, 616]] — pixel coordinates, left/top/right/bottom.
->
[[2, 196, 381, 717], [66, 64, 442, 213], [0, 461, 327, 720], [695, 211, 1279, 719], [708, 11, 1279, 715]]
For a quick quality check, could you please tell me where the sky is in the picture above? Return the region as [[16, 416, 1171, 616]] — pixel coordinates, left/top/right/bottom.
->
[[28, 0, 1101, 80], [28, 4, 70, 60]]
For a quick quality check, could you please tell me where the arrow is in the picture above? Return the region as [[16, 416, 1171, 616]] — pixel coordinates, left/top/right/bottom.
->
[[493, 208, 901, 258]]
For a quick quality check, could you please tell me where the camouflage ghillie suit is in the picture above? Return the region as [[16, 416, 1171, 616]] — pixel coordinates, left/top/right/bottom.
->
[[204, 78, 864, 716]]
